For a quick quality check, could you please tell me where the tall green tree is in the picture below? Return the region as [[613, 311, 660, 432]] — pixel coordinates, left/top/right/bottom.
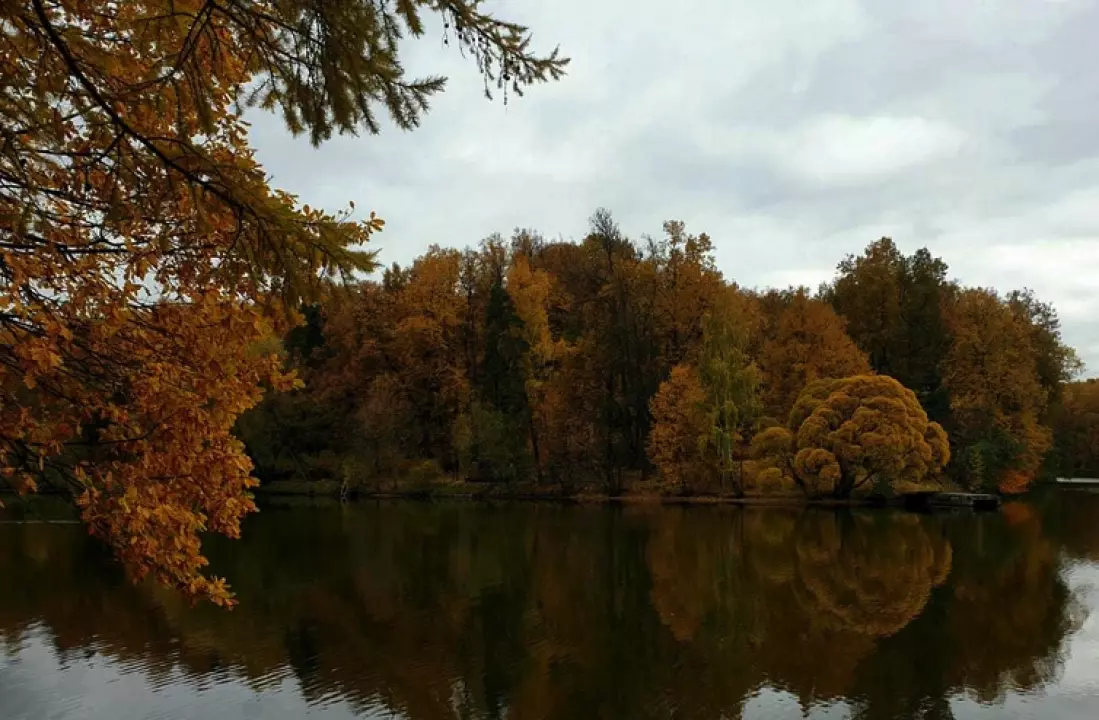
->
[[825, 240, 954, 420], [826, 239, 905, 373], [582, 209, 661, 490], [1006, 288, 1083, 412], [894, 249, 954, 420], [697, 288, 761, 496], [482, 279, 529, 417], [473, 276, 534, 481], [1054, 380, 1099, 478]]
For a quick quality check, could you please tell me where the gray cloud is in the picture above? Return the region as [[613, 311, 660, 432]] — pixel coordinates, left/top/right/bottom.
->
[[247, 0, 1099, 375]]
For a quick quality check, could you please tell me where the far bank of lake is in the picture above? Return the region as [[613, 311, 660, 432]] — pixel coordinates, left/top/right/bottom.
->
[[254, 476, 1010, 511]]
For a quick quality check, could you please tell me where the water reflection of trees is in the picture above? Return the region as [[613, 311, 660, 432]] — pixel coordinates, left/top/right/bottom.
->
[[0, 498, 1089, 720], [1042, 488, 1099, 563], [796, 513, 952, 638], [643, 508, 953, 709]]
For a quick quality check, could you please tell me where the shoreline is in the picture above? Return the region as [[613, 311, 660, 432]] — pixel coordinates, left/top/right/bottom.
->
[[252, 481, 1003, 511]]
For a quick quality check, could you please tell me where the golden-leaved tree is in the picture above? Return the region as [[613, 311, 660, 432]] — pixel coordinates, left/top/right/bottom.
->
[[756, 289, 870, 419], [1, 0, 566, 603], [941, 289, 1052, 493], [506, 252, 566, 482], [647, 365, 709, 493], [752, 375, 949, 498]]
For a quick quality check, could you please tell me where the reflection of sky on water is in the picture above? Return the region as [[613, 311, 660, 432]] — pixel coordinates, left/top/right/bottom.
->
[[940, 561, 1099, 720], [0, 626, 389, 720], [4, 561, 1099, 719], [1055, 563, 1099, 694], [3, 497, 1099, 720]]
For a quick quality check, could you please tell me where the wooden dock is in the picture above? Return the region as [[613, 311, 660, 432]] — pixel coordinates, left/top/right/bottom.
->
[[901, 491, 1002, 512], [1056, 477, 1099, 486]]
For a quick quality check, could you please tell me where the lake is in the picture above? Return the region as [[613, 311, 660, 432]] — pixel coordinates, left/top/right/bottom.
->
[[2, 491, 1099, 720]]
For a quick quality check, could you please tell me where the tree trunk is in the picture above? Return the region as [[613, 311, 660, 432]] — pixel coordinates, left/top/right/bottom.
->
[[528, 412, 544, 485]]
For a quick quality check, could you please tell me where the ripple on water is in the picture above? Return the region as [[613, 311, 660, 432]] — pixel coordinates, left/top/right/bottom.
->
[[3, 496, 1099, 719]]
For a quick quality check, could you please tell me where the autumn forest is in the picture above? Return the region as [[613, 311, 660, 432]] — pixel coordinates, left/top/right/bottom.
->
[[237, 218, 1094, 502], [3, 0, 1099, 615]]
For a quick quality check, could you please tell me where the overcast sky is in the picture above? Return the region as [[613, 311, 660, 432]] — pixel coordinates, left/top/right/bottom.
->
[[247, 0, 1099, 376]]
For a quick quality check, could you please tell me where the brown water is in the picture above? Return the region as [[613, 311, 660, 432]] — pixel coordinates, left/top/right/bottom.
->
[[2, 490, 1099, 720]]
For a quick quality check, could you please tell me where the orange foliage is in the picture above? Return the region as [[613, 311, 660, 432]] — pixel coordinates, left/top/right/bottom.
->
[[647, 365, 710, 492], [757, 290, 871, 418], [651, 221, 724, 365], [507, 254, 567, 478], [2, 293, 301, 604], [1, 0, 562, 602], [241, 223, 1074, 505], [1001, 501, 1037, 527], [943, 289, 1052, 492], [0, 1, 377, 603]]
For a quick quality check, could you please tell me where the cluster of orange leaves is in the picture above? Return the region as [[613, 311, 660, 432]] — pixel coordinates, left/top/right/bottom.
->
[[756, 290, 871, 418], [647, 365, 710, 492], [1, 0, 377, 603], [2, 290, 301, 604]]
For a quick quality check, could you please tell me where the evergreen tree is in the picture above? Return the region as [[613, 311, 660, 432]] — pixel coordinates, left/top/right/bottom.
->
[[475, 278, 533, 481], [482, 280, 531, 418]]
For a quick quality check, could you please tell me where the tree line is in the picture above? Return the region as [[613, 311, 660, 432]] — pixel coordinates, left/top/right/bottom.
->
[[238, 211, 1089, 498], [6, 0, 1096, 606]]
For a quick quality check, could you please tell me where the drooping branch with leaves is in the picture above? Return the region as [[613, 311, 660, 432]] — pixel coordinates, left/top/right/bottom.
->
[[0, 0, 566, 603]]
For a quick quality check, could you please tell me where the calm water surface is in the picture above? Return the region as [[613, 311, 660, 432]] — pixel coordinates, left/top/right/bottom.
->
[[3, 490, 1099, 719]]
